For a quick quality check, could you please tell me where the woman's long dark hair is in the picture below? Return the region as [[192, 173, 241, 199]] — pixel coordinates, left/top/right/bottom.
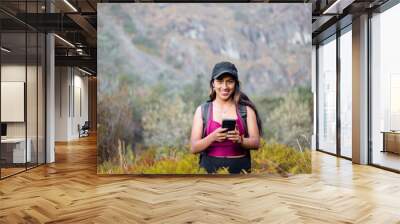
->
[[209, 78, 263, 136]]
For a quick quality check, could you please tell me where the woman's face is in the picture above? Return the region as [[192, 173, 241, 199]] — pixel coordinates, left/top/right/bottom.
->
[[213, 75, 236, 101]]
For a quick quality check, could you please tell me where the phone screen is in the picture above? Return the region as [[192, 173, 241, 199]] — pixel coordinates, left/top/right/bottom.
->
[[222, 119, 236, 131]]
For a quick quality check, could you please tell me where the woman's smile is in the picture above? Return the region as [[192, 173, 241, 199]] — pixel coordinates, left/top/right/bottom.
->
[[221, 89, 231, 96]]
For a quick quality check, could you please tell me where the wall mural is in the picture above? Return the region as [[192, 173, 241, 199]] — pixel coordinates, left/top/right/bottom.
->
[[98, 3, 312, 175]]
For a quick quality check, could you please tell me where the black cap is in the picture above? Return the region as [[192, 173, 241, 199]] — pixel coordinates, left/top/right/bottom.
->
[[211, 61, 238, 80]]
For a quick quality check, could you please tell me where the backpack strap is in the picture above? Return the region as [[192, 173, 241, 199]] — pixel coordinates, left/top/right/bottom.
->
[[238, 104, 248, 137], [201, 102, 211, 138], [237, 104, 251, 158], [199, 102, 211, 164]]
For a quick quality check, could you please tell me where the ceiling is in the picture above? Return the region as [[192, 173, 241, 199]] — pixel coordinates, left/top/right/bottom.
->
[[1, 0, 98, 74], [311, 0, 390, 44]]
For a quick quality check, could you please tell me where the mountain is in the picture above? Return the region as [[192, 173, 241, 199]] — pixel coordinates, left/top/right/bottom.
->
[[98, 3, 312, 96]]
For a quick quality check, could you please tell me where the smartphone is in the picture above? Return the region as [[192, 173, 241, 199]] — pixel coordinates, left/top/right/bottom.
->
[[222, 119, 236, 132]]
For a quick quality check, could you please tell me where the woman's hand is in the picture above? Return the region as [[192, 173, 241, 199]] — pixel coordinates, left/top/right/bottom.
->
[[227, 127, 242, 144], [211, 127, 228, 142]]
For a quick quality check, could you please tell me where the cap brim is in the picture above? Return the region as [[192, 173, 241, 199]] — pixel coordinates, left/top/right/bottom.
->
[[214, 71, 237, 80]]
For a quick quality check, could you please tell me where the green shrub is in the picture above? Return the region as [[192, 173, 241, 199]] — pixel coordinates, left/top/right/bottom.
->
[[251, 139, 311, 175], [98, 139, 311, 175]]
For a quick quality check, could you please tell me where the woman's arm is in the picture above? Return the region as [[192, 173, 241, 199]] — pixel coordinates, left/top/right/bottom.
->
[[240, 106, 260, 149], [190, 106, 226, 154]]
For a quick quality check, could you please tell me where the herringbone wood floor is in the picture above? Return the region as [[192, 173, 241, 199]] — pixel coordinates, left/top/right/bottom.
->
[[1, 135, 400, 224]]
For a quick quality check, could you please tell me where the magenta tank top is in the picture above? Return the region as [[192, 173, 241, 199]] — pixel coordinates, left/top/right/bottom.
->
[[205, 103, 246, 157]]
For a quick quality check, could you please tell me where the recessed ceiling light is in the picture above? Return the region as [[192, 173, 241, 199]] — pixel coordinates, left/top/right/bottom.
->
[[54, 34, 75, 48], [63, 0, 78, 12], [78, 67, 92, 76], [1, 47, 11, 53], [322, 0, 357, 15], [322, 0, 348, 15]]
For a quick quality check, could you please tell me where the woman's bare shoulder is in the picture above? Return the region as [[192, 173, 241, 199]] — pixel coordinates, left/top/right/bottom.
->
[[246, 106, 256, 116], [196, 104, 203, 112], [194, 105, 203, 117], [196, 102, 211, 113]]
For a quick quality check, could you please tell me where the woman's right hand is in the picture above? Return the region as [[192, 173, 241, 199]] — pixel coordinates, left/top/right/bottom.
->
[[211, 127, 228, 142]]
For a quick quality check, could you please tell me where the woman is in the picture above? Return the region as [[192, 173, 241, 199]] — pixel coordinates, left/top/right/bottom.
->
[[190, 61, 263, 174]]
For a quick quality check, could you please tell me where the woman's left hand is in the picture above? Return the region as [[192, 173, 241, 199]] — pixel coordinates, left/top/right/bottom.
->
[[227, 127, 241, 144]]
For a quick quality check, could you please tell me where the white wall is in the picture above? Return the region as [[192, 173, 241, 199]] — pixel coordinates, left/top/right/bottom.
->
[[55, 67, 89, 141], [55, 66, 69, 141], [72, 73, 89, 138]]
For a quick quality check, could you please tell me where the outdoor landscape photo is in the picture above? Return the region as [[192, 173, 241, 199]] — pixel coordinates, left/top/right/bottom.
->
[[97, 3, 312, 175]]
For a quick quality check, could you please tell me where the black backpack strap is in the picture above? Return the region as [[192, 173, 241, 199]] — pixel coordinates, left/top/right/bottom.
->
[[199, 102, 211, 164], [201, 102, 211, 138], [237, 104, 252, 158], [238, 104, 248, 137]]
